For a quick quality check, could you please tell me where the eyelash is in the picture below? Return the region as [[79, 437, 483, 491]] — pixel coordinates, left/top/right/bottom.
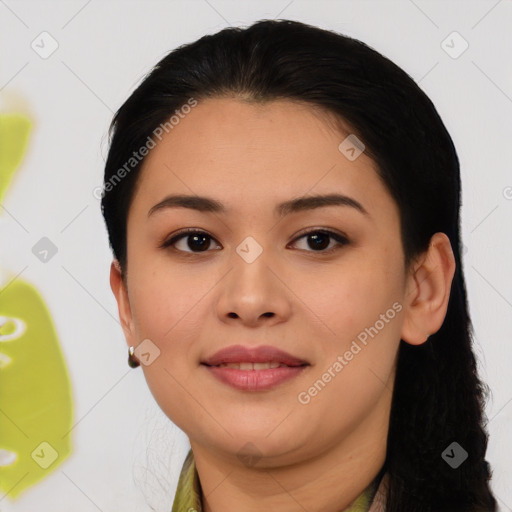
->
[[158, 228, 350, 256]]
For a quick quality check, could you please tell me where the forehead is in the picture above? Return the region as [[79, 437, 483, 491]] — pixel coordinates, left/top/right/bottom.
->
[[129, 97, 396, 222]]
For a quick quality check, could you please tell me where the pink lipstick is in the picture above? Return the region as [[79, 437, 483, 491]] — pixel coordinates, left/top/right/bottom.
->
[[201, 344, 309, 391]]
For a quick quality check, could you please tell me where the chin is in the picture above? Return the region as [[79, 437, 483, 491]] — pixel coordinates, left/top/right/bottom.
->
[[215, 430, 308, 465]]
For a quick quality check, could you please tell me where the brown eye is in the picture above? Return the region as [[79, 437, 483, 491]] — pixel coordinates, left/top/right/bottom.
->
[[290, 229, 349, 254], [159, 230, 221, 253]]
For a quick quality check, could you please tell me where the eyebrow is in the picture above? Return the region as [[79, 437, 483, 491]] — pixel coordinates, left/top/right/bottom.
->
[[147, 193, 369, 218]]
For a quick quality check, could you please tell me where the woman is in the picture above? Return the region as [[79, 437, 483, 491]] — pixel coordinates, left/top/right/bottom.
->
[[101, 19, 497, 511]]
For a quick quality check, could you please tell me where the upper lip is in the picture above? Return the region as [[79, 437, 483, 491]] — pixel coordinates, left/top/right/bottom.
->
[[201, 344, 309, 366]]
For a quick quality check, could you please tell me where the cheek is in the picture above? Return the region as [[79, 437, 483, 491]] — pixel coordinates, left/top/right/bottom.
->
[[305, 258, 403, 339], [127, 263, 205, 422], [297, 273, 402, 430], [127, 248, 198, 335]]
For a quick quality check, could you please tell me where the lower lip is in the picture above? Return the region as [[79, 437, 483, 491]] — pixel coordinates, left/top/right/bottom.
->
[[202, 364, 308, 391]]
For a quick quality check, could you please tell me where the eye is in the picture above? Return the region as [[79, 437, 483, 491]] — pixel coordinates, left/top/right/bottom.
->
[[159, 228, 349, 255], [159, 229, 221, 254], [289, 229, 349, 254]]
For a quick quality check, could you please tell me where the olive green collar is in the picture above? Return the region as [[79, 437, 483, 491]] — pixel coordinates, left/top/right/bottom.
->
[[172, 449, 383, 512]]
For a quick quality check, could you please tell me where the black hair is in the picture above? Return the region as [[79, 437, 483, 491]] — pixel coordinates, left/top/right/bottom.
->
[[101, 19, 496, 511]]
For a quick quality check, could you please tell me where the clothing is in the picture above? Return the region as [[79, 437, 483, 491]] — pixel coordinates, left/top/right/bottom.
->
[[171, 449, 388, 512]]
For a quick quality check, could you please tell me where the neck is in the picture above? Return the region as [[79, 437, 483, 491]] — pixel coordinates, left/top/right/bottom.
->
[[191, 385, 392, 512]]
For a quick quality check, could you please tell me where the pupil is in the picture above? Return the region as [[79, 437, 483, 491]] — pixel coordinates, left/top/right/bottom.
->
[[189, 234, 209, 251], [309, 233, 329, 250]]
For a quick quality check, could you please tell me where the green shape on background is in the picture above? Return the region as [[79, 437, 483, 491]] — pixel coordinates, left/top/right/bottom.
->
[[0, 113, 74, 499], [0, 114, 31, 202], [0, 279, 74, 498]]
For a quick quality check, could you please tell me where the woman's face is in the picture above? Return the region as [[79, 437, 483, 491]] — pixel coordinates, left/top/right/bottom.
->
[[115, 97, 412, 465]]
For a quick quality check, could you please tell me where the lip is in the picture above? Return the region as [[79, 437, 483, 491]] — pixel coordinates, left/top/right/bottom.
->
[[201, 344, 309, 366], [201, 344, 310, 392]]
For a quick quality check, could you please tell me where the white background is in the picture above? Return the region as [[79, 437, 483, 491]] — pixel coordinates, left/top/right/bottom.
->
[[1, 0, 511, 510]]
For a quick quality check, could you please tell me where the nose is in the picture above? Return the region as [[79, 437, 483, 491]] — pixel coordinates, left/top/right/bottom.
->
[[215, 245, 292, 328]]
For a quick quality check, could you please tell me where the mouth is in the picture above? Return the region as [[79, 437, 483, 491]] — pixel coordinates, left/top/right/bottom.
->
[[201, 344, 310, 391]]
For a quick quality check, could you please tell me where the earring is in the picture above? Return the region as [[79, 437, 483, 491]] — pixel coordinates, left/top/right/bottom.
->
[[128, 346, 140, 368]]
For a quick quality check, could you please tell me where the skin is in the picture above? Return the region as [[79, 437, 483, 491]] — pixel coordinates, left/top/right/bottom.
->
[[110, 97, 456, 512]]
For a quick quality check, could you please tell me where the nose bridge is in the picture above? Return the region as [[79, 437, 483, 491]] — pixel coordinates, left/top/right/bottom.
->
[[230, 234, 271, 291], [235, 234, 266, 266], [216, 232, 289, 324]]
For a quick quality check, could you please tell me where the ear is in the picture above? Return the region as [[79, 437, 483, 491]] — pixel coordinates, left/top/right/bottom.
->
[[109, 259, 137, 348], [401, 232, 456, 345]]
